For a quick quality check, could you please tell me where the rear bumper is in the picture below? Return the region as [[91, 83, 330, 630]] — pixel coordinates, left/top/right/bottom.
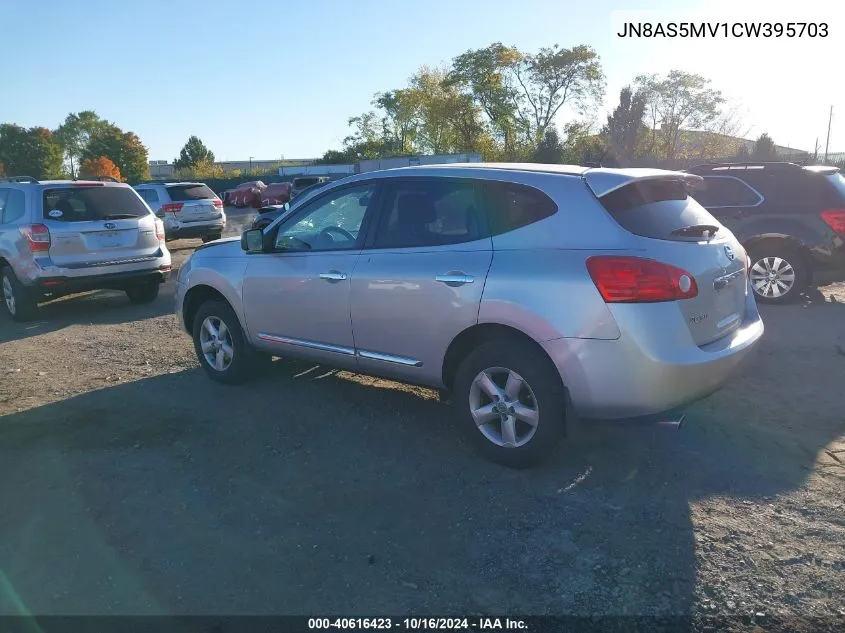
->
[[544, 288, 764, 420], [36, 267, 170, 296], [165, 222, 225, 240]]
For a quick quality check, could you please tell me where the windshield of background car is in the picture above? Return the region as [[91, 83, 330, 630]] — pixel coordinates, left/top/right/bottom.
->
[[166, 184, 218, 201], [43, 186, 150, 222]]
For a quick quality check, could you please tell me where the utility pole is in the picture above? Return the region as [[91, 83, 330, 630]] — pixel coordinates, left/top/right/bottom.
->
[[814, 138, 820, 161], [824, 106, 833, 162]]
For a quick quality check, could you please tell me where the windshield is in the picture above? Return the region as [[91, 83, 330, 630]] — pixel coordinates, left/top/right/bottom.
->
[[43, 186, 150, 221]]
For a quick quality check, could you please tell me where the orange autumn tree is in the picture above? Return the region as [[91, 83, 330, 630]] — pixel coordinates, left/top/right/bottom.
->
[[79, 156, 122, 181]]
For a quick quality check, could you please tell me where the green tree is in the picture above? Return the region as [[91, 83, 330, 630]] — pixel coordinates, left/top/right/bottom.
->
[[636, 70, 725, 160], [602, 86, 647, 164], [531, 127, 565, 163], [752, 133, 777, 160], [82, 124, 150, 182], [0, 124, 64, 179], [174, 135, 215, 170], [54, 110, 109, 178]]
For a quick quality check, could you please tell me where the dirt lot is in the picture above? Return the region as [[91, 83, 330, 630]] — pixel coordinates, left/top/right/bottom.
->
[[1, 208, 844, 629]]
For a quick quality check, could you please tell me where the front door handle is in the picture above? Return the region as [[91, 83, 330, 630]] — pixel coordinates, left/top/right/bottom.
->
[[319, 271, 348, 282], [435, 273, 474, 286]]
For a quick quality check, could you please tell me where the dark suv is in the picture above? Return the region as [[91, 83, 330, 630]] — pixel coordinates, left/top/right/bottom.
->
[[686, 162, 845, 303]]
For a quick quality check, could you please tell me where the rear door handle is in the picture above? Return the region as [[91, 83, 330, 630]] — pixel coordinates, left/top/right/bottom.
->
[[319, 271, 347, 282], [435, 273, 474, 286]]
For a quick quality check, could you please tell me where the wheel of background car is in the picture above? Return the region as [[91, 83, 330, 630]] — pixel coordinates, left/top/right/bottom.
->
[[747, 244, 807, 304], [319, 226, 355, 243], [1, 266, 38, 322], [125, 279, 160, 304], [452, 339, 567, 468], [192, 299, 264, 385]]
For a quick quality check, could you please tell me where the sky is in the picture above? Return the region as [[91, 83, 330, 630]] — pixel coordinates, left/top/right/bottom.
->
[[1, 0, 842, 162]]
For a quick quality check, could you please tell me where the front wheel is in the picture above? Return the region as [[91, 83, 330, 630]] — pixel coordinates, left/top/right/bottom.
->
[[453, 340, 567, 469], [748, 245, 807, 304], [192, 300, 263, 385]]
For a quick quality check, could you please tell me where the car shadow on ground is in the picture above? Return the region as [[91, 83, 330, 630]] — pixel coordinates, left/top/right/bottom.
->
[[1, 337, 842, 624]]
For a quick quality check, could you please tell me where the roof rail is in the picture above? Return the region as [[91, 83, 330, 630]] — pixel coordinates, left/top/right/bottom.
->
[[73, 176, 121, 183], [0, 175, 39, 183], [686, 162, 801, 173]]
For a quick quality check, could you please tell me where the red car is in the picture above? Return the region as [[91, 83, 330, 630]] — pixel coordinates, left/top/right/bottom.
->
[[260, 182, 292, 206], [227, 181, 266, 208]]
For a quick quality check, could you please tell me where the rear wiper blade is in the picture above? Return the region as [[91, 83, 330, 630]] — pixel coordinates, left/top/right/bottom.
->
[[102, 214, 138, 220], [670, 224, 720, 238]]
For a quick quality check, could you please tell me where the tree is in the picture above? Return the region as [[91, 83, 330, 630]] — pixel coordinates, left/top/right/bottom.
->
[[636, 70, 724, 160], [752, 133, 777, 160], [561, 122, 610, 166], [82, 124, 149, 182], [532, 127, 565, 163], [0, 124, 64, 179], [174, 159, 224, 180], [602, 86, 647, 164], [174, 136, 215, 170], [79, 156, 122, 180], [512, 44, 605, 142], [54, 111, 109, 178]]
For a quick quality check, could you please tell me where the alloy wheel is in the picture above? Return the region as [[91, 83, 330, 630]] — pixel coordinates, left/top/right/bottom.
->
[[750, 256, 796, 299], [199, 316, 234, 371], [468, 367, 540, 448], [2, 275, 16, 316]]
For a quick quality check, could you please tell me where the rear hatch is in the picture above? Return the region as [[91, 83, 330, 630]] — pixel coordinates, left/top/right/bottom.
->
[[593, 176, 748, 346], [165, 183, 223, 223], [42, 184, 161, 267]]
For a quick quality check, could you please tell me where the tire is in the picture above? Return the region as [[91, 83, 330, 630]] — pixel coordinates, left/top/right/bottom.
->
[[125, 279, 160, 304], [1, 266, 38, 322], [453, 339, 567, 469], [192, 299, 261, 385], [201, 233, 222, 244], [747, 244, 808, 304]]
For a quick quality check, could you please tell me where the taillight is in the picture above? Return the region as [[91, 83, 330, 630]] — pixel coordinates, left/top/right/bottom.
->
[[820, 209, 845, 237], [212, 199, 223, 208], [161, 202, 184, 215], [20, 224, 51, 253], [586, 256, 699, 303], [154, 219, 166, 242]]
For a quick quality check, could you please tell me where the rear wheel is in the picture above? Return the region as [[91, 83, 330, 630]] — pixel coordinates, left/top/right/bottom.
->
[[202, 233, 222, 243], [125, 279, 160, 304], [453, 340, 567, 469], [1, 266, 38, 322], [192, 300, 262, 384], [747, 244, 807, 304]]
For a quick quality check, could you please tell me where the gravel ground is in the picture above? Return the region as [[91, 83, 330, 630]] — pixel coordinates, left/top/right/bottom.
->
[[1, 208, 844, 629]]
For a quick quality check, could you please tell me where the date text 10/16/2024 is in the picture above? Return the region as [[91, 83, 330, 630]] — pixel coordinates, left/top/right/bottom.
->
[[308, 618, 527, 630]]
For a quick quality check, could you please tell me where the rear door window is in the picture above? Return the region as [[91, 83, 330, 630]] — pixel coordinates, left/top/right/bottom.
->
[[165, 184, 217, 201], [372, 178, 485, 248], [482, 181, 557, 235], [693, 176, 762, 208], [599, 179, 722, 242], [43, 186, 150, 222], [1, 189, 26, 224]]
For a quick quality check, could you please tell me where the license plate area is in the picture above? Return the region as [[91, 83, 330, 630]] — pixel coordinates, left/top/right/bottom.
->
[[97, 231, 122, 248]]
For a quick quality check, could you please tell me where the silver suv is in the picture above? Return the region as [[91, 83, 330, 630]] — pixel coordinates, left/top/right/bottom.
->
[[0, 176, 171, 322], [175, 164, 764, 467], [134, 182, 226, 243]]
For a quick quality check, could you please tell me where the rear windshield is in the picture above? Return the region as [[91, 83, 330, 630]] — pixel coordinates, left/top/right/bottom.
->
[[599, 179, 721, 241], [826, 173, 845, 200], [166, 184, 218, 201], [43, 186, 150, 222]]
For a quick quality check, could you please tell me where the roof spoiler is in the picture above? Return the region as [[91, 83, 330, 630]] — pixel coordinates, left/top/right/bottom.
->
[[583, 168, 703, 198]]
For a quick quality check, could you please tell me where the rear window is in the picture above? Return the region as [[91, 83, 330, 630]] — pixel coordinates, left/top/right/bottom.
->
[[826, 173, 845, 200], [166, 184, 218, 201], [599, 179, 721, 241], [43, 186, 150, 222]]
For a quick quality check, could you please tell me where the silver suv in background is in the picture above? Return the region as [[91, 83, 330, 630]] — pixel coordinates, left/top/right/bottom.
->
[[0, 176, 171, 322], [175, 163, 764, 468], [134, 182, 226, 243]]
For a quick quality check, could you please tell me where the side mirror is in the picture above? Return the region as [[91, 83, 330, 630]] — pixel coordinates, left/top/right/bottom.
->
[[241, 228, 265, 253]]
